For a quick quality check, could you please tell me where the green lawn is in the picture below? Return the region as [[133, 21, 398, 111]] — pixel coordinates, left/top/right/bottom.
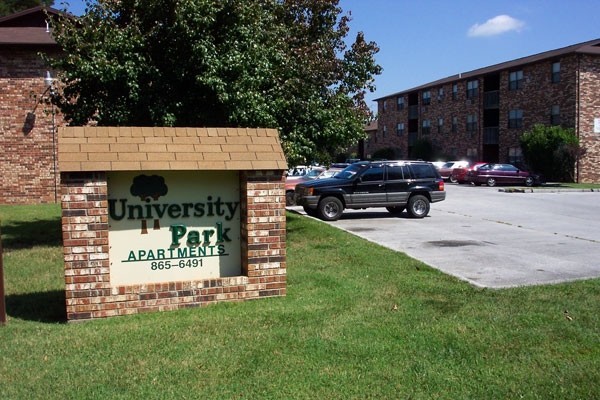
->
[[0, 204, 599, 399]]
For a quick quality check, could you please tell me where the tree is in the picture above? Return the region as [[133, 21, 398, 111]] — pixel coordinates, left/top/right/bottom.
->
[[0, 0, 54, 16], [519, 124, 584, 182], [47, 0, 381, 165]]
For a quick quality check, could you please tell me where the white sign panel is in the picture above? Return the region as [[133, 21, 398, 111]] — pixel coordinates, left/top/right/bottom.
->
[[107, 171, 241, 286], [594, 118, 600, 134]]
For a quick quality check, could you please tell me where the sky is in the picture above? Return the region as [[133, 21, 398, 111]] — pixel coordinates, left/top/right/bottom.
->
[[62, 0, 600, 110]]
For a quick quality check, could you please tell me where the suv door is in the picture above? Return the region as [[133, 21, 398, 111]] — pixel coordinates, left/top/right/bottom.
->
[[385, 164, 411, 204], [348, 165, 386, 206]]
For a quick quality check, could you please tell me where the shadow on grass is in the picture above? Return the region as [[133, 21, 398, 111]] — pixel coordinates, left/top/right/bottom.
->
[[1, 217, 62, 250], [6, 290, 67, 323]]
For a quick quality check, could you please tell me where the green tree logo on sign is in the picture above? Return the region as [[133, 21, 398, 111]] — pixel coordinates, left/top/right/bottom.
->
[[130, 175, 168, 234]]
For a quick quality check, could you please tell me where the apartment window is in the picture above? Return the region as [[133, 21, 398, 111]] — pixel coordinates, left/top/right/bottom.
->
[[422, 119, 431, 135], [422, 90, 431, 105], [437, 118, 444, 133], [467, 148, 478, 159], [437, 87, 445, 101], [396, 122, 405, 135], [508, 147, 523, 164], [552, 62, 560, 83], [382, 100, 387, 112], [452, 83, 458, 100], [452, 116, 458, 133], [551, 105, 560, 125], [466, 114, 477, 132], [509, 70, 523, 90], [508, 109, 523, 128], [397, 96, 405, 110], [466, 79, 478, 99], [383, 126, 387, 137]]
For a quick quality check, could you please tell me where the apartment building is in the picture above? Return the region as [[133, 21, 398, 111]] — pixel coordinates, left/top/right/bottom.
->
[[0, 6, 64, 204], [371, 39, 600, 183]]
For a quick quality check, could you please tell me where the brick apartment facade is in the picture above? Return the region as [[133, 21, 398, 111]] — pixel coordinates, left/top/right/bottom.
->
[[371, 39, 600, 183], [0, 7, 64, 204]]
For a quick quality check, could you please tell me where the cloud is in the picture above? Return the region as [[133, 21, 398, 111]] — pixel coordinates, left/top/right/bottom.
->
[[468, 15, 526, 37]]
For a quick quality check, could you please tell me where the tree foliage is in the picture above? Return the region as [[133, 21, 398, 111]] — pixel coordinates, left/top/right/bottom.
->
[[47, 0, 381, 164], [0, 0, 53, 16], [519, 124, 584, 182]]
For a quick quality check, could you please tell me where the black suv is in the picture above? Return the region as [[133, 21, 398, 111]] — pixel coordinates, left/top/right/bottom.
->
[[294, 160, 446, 221]]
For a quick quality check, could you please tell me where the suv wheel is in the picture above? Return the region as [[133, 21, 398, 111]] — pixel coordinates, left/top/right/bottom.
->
[[407, 195, 430, 218], [318, 196, 344, 221], [450, 175, 458, 183], [386, 206, 405, 215], [286, 191, 295, 206]]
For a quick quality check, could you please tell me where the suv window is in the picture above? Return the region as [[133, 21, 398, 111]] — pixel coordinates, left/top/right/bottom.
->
[[411, 164, 437, 179], [387, 165, 407, 180], [361, 166, 384, 182]]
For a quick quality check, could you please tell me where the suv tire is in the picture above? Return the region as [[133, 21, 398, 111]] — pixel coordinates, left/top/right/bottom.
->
[[407, 195, 430, 218], [286, 191, 295, 206], [318, 196, 344, 221]]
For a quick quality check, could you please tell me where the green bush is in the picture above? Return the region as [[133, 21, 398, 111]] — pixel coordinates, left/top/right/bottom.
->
[[520, 124, 584, 182]]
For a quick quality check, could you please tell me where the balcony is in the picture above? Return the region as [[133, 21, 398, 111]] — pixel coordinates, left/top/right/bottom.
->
[[408, 105, 419, 119], [408, 131, 418, 145], [484, 91, 499, 109], [483, 127, 499, 144]]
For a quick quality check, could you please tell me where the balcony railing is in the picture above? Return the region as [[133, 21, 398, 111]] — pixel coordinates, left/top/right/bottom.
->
[[408, 131, 418, 145], [483, 127, 499, 144], [408, 105, 419, 119], [483, 90, 499, 109]]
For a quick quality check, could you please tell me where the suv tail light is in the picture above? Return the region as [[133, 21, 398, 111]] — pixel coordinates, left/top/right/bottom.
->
[[438, 181, 445, 191]]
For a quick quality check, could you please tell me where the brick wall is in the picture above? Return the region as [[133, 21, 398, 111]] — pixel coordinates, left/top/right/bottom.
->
[[62, 170, 286, 321], [578, 54, 600, 183], [0, 47, 63, 204]]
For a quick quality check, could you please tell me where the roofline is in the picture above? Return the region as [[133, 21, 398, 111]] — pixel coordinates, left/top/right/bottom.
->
[[0, 6, 64, 24], [374, 38, 600, 101]]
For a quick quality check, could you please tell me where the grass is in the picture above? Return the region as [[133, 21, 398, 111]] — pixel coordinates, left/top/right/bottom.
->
[[1, 205, 599, 399]]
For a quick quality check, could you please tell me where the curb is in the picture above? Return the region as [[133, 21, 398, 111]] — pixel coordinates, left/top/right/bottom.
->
[[499, 187, 600, 193]]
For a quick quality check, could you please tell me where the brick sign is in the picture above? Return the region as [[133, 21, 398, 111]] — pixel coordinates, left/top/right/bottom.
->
[[59, 127, 287, 321]]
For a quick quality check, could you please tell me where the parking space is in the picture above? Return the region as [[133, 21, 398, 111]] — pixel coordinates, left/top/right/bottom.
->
[[289, 184, 600, 288]]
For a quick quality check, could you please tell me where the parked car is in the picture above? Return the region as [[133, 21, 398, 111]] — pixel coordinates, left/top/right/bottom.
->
[[438, 161, 469, 181], [450, 162, 487, 184], [295, 160, 446, 221], [319, 166, 345, 179], [430, 161, 446, 170], [285, 167, 326, 205], [466, 163, 543, 187]]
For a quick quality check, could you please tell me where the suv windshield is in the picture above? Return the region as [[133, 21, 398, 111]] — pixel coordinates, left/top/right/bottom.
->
[[334, 164, 364, 179]]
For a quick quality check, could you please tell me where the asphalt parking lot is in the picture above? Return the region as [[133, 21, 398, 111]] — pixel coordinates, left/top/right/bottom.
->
[[289, 184, 600, 288]]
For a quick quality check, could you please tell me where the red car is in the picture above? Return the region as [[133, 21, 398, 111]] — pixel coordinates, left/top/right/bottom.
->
[[438, 161, 469, 181], [285, 167, 326, 206], [466, 163, 543, 187], [451, 162, 487, 184]]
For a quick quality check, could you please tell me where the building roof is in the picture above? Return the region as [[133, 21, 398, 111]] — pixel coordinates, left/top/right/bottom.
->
[[58, 127, 288, 172], [0, 6, 62, 27], [0, 27, 55, 45], [376, 38, 600, 100], [364, 120, 378, 132], [0, 6, 66, 46]]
